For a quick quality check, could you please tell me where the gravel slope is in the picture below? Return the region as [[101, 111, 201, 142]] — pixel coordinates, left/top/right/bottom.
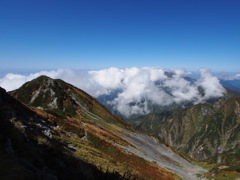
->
[[121, 131, 207, 180]]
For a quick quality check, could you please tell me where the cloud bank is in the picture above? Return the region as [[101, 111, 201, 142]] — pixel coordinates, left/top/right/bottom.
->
[[220, 73, 240, 80], [0, 67, 226, 117]]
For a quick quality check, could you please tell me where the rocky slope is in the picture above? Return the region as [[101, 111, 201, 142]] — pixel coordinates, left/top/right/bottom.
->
[[3, 76, 208, 179], [129, 98, 240, 165]]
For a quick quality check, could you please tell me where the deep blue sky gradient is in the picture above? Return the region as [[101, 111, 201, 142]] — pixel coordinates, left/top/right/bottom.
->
[[0, 0, 239, 72]]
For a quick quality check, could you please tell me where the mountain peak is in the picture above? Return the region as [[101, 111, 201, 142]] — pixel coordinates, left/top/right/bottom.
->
[[10, 76, 125, 126], [10, 76, 61, 110], [31, 75, 53, 83], [36, 75, 51, 79]]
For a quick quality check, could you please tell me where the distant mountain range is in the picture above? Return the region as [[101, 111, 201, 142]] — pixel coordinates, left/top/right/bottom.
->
[[1, 75, 212, 180], [221, 79, 240, 92]]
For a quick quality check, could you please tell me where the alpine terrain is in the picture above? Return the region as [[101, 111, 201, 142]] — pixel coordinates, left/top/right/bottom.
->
[[94, 73, 240, 178], [127, 92, 240, 178], [129, 97, 240, 164], [0, 75, 208, 180]]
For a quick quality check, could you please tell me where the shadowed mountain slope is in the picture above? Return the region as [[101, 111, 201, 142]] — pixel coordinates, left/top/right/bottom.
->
[[0, 87, 127, 180]]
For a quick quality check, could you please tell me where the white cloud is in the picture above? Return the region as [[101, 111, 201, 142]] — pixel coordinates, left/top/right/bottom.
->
[[220, 73, 240, 80], [89, 67, 124, 89], [0, 69, 78, 92], [197, 69, 226, 100], [0, 67, 226, 117]]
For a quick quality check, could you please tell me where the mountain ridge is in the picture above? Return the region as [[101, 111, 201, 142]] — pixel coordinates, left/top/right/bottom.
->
[[3, 75, 210, 179], [9, 75, 126, 127]]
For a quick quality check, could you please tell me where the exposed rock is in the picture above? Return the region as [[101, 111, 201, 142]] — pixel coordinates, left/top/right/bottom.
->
[[201, 107, 213, 116], [37, 106, 44, 110], [43, 129, 52, 139], [67, 144, 77, 152], [81, 130, 87, 141], [30, 89, 41, 103], [47, 97, 58, 109]]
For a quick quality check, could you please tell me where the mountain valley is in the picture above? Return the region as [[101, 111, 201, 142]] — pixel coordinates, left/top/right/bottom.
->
[[129, 97, 240, 164]]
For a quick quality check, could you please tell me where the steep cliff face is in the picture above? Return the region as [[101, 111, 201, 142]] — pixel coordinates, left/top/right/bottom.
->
[[129, 98, 240, 164]]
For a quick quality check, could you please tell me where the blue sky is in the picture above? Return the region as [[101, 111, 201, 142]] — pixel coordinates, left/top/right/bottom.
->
[[0, 0, 240, 72]]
